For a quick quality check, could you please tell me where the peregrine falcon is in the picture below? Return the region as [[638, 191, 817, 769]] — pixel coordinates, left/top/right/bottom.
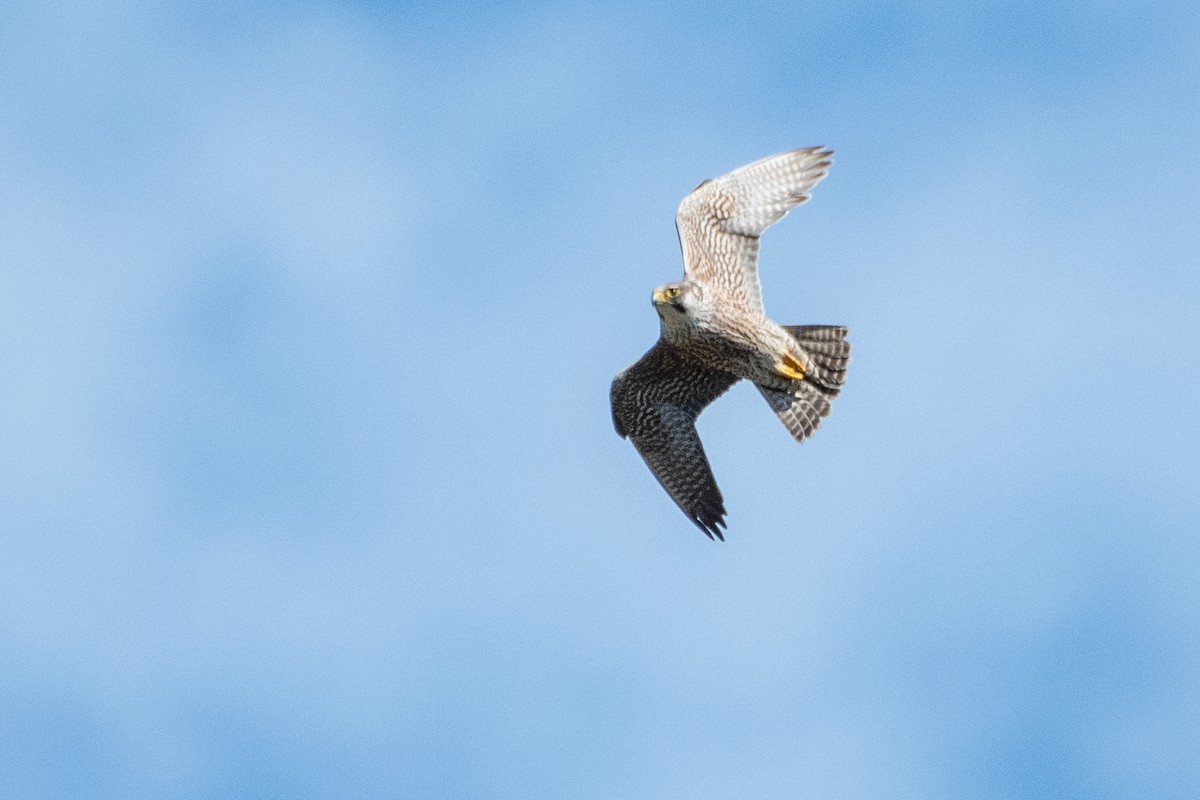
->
[[610, 148, 850, 540]]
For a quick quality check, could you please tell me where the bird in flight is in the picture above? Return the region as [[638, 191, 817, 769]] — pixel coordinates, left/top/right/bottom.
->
[[610, 148, 850, 540]]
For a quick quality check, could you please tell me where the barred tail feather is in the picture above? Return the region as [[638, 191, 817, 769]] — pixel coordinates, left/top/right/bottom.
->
[[783, 324, 850, 395], [758, 383, 832, 444], [759, 325, 849, 444]]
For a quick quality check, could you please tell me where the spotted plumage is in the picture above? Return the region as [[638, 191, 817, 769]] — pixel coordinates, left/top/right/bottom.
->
[[611, 148, 850, 540]]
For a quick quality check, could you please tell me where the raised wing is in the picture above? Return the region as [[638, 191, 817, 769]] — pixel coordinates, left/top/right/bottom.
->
[[611, 342, 739, 539], [675, 147, 833, 314]]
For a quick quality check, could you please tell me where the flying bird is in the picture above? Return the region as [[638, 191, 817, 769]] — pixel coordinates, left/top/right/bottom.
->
[[610, 148, 850, 540]]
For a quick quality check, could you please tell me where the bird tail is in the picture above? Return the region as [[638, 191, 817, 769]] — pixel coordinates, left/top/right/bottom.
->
[[783, 325, 850, 396], [757, 326, 850, 444]]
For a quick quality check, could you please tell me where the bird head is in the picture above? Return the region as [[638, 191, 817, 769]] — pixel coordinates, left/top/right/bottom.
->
[[652, 280, 708, 337], [652, 280, 697, 315]]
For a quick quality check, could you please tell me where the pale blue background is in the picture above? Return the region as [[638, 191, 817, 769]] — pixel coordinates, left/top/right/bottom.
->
[[3, 1, 1199, 798]]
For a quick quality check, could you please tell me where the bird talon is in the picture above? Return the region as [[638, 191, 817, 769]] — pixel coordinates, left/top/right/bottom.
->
[[777, 353, 806, 381]]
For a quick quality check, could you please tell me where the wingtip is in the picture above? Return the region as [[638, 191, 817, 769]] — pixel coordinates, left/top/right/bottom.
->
[[693, 514, 727, 541], [797, 145, 834, 170]]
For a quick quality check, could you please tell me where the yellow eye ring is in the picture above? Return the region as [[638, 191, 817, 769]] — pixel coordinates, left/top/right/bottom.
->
[[665, 286, 681, 299]]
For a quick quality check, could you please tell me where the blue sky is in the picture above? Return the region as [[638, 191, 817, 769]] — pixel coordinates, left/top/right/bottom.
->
[[2, 1, 1199, 797]]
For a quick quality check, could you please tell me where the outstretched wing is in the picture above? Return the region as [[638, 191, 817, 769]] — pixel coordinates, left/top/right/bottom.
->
[[611, 342, 739, 539], [675, 147, 833, 314]]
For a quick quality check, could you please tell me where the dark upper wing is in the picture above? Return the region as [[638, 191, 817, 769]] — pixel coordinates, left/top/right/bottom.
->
[[610, 342, 738, 539], [675, 147, 833, 314]]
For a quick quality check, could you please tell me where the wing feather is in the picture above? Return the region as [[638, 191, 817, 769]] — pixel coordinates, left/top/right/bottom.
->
[[611, 343, 738, 539], [676, 147, 833, 313]]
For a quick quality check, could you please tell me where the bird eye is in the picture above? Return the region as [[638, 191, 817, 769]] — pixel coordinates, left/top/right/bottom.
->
[[666, 286, 681, 298]]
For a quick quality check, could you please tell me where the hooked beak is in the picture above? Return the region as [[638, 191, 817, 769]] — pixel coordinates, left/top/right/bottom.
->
[[652, 288, 668, 305]]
